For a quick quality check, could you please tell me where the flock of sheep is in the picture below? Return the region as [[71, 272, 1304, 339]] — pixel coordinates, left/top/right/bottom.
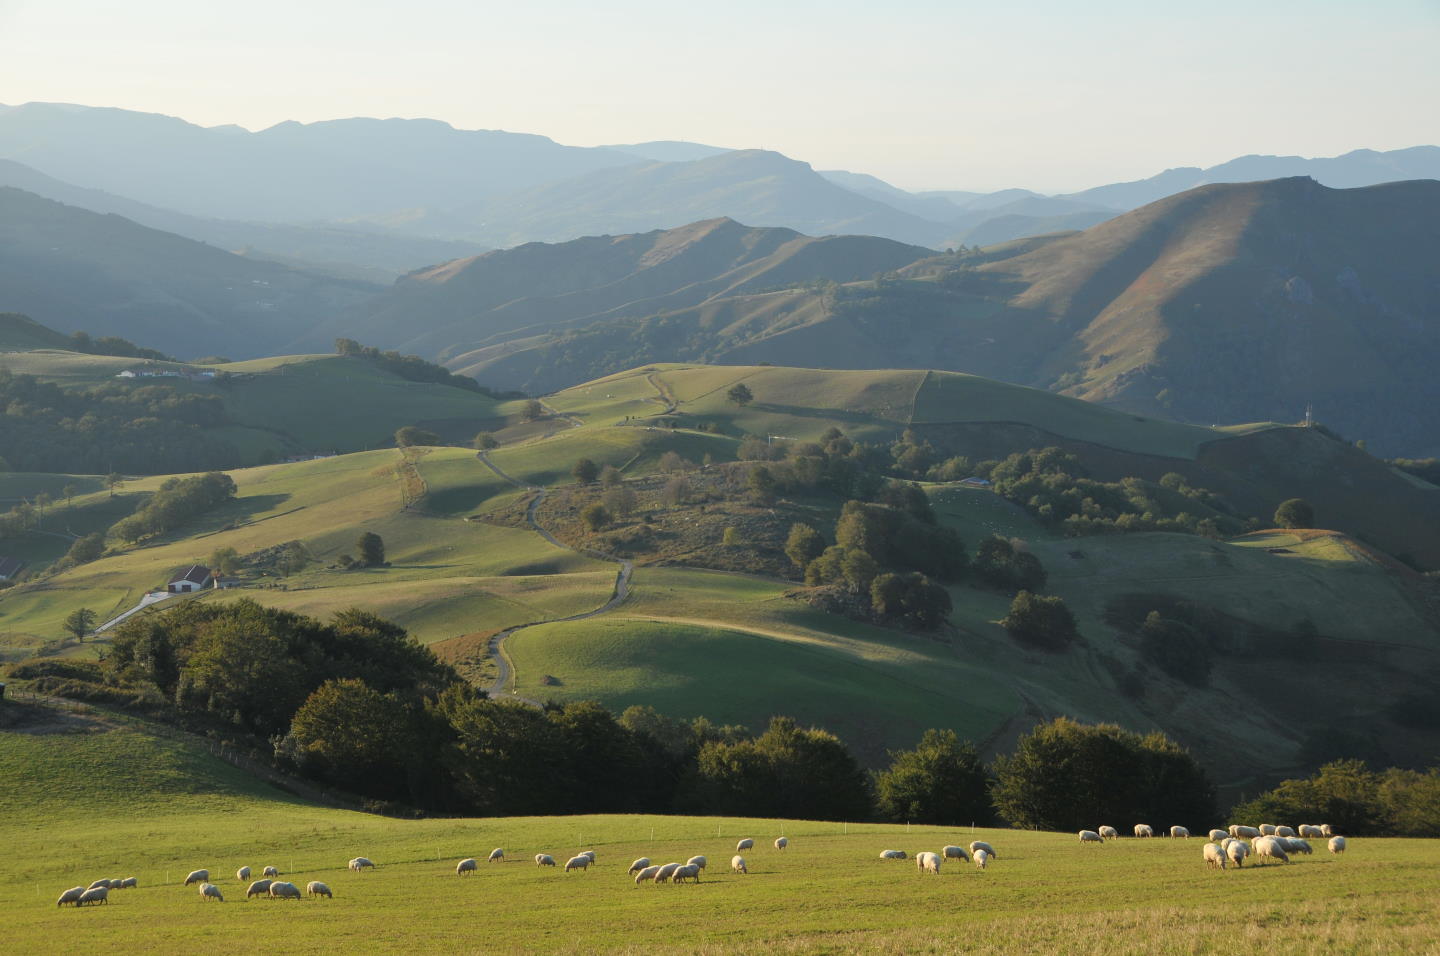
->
[[877, 840, 998, 873], [55, 863, 337, 907], [459, 837, 792, 885], [1076, 822, 1348, 869]]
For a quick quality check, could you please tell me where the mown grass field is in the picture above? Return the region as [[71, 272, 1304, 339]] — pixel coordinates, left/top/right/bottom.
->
[[2, 710, 1434, 955]]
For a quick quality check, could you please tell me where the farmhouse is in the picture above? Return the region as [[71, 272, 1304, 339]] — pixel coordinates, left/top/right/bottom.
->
[[0, 556, 23, 580], [167, 565, 213, 592]]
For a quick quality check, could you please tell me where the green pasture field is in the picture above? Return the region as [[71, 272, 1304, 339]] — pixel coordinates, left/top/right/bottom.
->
[[1, 713, 1433, 955]]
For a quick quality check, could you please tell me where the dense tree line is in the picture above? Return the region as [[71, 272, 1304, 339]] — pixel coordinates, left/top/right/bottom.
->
[[67, 330, 174, 361], [110, 471, 237, 542], [1230, 759, 1440, 837], [334, 338, 508, 396]]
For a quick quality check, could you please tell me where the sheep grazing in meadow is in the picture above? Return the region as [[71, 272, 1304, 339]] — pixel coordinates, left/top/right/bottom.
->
[[736, 838, 754, 852], [535, 854, 556, 867], [1170, 826, 1190, 839], [1321, 824, 1335, 838], [1279, 837, 1312, 855], [108, 878, 126, 889], [236, 866, 252, 882], [456, 858, 478, 876], [1208, 829, 1228, 842], [974, 849, 991, 870], [1226, 840, 1249, 868], [199, 882, 224, 902], [307, 881, 333, 899], [1229, 825, 1261, 839], [1253, 837, 1290, 865], [269, 881, 302, 899], [118, 877, 138, 889], [246, 879, 273, 898], [942, 845, 970, 862], [580, 850, 597, 863], [349, 857, 375, 872], [634, 865, 662, 885], [262, 865, 280, 878], [731, 855, 748, 874], [653, 863, 682, 883], [686, 856, 708, 870], [1098, 826, 1119, 840], [1298, 825, 1325, 839], [564, 855, 591, 873], [88, 879, 112, 890], [672, 863, 702, 884], [488, 848, 504, 863], [57, 886, 86, 907], [1274, 826, 1296, 838], [1329, 836, 1347, 855], [916, 851, 941, 875], [1259, 824, 1277, 836], [1203, 843, 1228, 869], [183, 869, 209, 886], [880, 850, 907, 860], [1133, 824, 1154, 838], [774, 837, 788, 851], [77, 886, 109, 906], [969, 841, 997, 859], [628, 858, 651, 875], [1078, 830, 1104, 845]]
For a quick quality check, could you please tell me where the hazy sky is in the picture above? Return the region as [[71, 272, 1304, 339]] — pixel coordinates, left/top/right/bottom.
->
[[2, 0, 1436, 191]]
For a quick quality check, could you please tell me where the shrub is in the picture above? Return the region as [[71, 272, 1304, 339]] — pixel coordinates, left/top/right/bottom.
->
[[1001, 590, 1077, 650], [581, 503, 611, 531]]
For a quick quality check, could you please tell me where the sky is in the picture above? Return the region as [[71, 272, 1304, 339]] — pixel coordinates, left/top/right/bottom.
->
[[1, 0, 1436, 192]]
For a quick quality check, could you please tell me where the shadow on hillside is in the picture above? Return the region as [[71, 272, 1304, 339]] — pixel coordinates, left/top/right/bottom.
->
[[752, 402, 890, 427]]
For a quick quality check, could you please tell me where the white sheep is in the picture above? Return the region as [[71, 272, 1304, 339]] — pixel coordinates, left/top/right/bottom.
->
[[736, 838, 754, 851], [1170, 826, 1190, 839], [1274, 826, 1296, 838], [942, 845, 970, 862], [88, 879, 112, 890], [488, 848, 504, 863], [653, 862, 682, 883], [349, 857, 375, 871], [969, 841, 997, 859], [77, 886, 108, 906], [307, 881, 333, 899], [57, 886, 86, 907], [774, 837, 788, 851], [1227, 840, 1249, 868], [1203, 843, 1227, 869], [1329, 836, 1346, 854], [672, 863, 702, 883], [269, 881, 302, 899], [1279, 837, 1312, 855], [1259, 824, 1277, 836], [262, 865, 280, 878], [1298, 824, 1324, 839], [1078, 830, 1104, 844], [236, 866, 252, 882], [580, 850, 597, 863], [456, 858, 478, 876], [628, 858, 651, 875], [246, 879, 273, 898], [1098, 826, 1119, 840], [634, 865, 662, 885], [731, 855, 748, 874], [1208, 829, 1228, 842], [1133, 824, 1154, 838], [183, 869, 209, 886], [1229, 825, 1261, 839], [686, 855, 707, 869], [1321, 824, 1335, 837], [119, 877, 138, 889], [199, 882, 224, 902], [916, 851, 941, 875], [564, 855, 591, 873], [535, 854, 556, 867], [880, 849, 908, 860], [974, 848, 991, 870], [1253, 836, 1290, 865]]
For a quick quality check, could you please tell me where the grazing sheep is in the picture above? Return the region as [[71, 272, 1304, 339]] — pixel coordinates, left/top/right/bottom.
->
[[307, 881, 332, 899], [1229, 825, 1261, 839], [628, 858, 652, 875], [199, 882, 224, 902], [672, 863, 702, 884], [246, 879, 273, 898], [269, 881, 302, 899], [535, 854, 556, 867], [1208, 829, 1228, 842], [686, 855, 708, 870], [916, 851, 941, 875], [108, 878, 125, 889], [974, 849, 991, 870], [1253, 836, 1290, 865], [488, 848, 504, 863], [1227, 840, 1249, 868], [236, 866, 252, 882], [88, 879, 112, 890], [119, 877, 138, 889], [1203, 843, 1228, 869], [580, 850, 597, 863], [942, 845, 970, 862], [1298, 825, 1325, 839], [653, 863, 682, 883], [634, 865, 662, 885], [1277, 837, 1311, 855], [1329, 836, 1347, 855], [1098, 826, 1119, 840], [564, 855, 591, 873], [731, 855, 748, 874], [774, 837, 788, 851], [1134, 824, 1154, 838], [1321, 824, 1335, 837], [262, 865, 279, 878], [57, 886, 86, 907], [349, 857, 375, 872], [456, 858, 478, 876], [1259, 824, 1277, 836], [1170, 826, 1190, 839], [969, 841, 997, 859], [1079, 830, 1104, 844], [736, 838, 754, 852], [183, 869, 209, 886], [880, 849, 908, 860], [77, 886, 109, 906], [1275, 826, 1296, 838]]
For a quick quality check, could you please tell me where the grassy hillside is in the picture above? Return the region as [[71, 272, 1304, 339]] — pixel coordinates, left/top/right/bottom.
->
[[0, 311, 69, 350], [1, 707, 1435, 954]]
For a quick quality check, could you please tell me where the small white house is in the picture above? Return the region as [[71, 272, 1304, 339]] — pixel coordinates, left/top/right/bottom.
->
[[167, 565, 212, 593]]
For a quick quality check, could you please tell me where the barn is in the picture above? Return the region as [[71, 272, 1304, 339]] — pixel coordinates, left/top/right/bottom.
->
[[167, 565, 213, 593]]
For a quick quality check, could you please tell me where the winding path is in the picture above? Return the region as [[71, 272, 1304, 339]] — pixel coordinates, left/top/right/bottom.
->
[[475, 451, 633, 702]]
